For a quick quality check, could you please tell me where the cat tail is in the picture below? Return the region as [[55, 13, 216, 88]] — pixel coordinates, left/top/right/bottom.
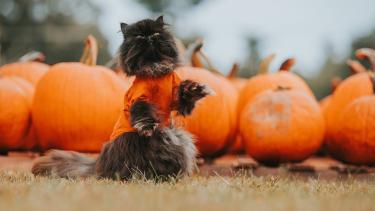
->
[[32, 150, 96, 178]]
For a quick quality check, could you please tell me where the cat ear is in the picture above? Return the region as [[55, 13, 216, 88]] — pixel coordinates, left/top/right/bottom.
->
[[155, 15, 164, 25], [120, 22, 128, 33]]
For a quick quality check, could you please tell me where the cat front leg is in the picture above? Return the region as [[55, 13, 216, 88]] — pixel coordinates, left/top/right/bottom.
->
[[177, 80, 215, 116], [130, 100, 160, 137]]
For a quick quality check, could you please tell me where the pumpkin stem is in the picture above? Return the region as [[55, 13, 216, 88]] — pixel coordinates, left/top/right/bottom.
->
[[184, 38, 221, 74], [228, 63, 240, 78], [183, 38, 203, 66], [258, 53, 276, 74], [19, 51, 45, 63], [346, 59, 368, 74], [331, 77, 342, 92], [355, 48, 375, 72], [279, 58, 295, 71], [80, 35, 98, 66]]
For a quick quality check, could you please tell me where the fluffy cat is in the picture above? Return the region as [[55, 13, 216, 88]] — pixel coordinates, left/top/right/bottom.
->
[[32, 16, 212, 181]]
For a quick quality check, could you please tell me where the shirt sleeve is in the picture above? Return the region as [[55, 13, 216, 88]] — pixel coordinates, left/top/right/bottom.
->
[[123, 80, 150, 113]]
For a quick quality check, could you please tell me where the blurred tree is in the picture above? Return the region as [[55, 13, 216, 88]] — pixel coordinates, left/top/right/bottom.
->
[[306, 43, 349, 99], [0, 0, 110, 65], [350, 29, 375, 69], [238, 36, 261, 78], [136, 0, 204, 15], [307, 29, 375, 100]]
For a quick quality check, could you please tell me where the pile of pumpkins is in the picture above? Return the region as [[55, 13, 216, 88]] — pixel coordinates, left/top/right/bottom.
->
[[0, 35, 374, 166]]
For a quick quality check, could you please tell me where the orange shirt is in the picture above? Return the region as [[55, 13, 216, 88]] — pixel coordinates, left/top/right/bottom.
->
[[110, 72, 181, 140]]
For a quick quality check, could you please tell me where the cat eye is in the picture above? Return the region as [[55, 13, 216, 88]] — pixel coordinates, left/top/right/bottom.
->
[[136, 35, 145, 39]]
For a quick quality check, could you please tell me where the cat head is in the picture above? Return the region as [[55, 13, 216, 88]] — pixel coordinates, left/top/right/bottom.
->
[[119, 16, 179, 77]]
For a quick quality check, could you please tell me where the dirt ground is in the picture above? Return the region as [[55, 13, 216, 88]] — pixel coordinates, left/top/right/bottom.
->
[[1, 152, 374, 180]]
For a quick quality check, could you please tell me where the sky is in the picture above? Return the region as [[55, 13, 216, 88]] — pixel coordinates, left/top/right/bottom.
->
[[93, 0, 375, 77]]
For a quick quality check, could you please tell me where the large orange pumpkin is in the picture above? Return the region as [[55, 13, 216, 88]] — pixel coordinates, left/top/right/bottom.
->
[[333, 76, 375, 165], [237, 54, 315, 115], [0, 52, 50, 151], [0, 52, 49, 85], [185, 40, 244, 155], [176, 66, 237, 156], [32, 35, 130, 152], [324, 48, 375, 150], [0, 76, 34, 151], [240, 88, 324, 165], [227, 58, 301, 154], [176, 40, 238, 156]]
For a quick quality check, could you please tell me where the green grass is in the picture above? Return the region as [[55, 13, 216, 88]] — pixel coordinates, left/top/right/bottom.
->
[[0, 171, 374, 211]]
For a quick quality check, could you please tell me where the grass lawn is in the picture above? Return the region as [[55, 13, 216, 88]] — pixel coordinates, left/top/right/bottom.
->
[[0, 171, 374, 211]]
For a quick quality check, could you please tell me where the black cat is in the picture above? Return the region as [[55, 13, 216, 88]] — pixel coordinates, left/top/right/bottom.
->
[[32, 16, 212, 181]]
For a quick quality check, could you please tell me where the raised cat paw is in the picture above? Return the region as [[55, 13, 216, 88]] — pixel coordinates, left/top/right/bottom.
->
[[180, 80, 215, 101]]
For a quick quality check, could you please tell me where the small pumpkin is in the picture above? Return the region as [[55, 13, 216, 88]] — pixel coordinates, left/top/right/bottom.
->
[[0, 52, 49, 85], [319, 58, 367, 129], [0, 76, 34, 151], [316, 77, 342, 156], [320, 77, 342, 118], [240, 87, 324, 165], [224, 63, 247, 154], [332, 75, 375, 165], [324, 48, 375, 149], [32, 35, 129, 152], [237, 54, 315, 115]]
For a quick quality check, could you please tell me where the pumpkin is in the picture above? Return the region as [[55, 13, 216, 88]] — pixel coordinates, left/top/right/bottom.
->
[[320, 77, 342, 117], [227, 58, 302, 154], [0, 76, 34, 151], [0, 52, 49, 85], [240, 87, 324, 165], [178, 40, 239, 156], [176, 66, 237, 156], [325, 48, 375, 158], [32, 35, 130, 152], [319, 59, 367, 126], [222, 63, 246, 154], [315, 77, 342, 156], [0, 52, 49, 151], [237, 54, 315, 115], [333, 76, 375, 165]]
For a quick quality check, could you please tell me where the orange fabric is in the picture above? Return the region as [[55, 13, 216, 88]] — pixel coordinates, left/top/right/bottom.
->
[[110, 72, 181, 140]]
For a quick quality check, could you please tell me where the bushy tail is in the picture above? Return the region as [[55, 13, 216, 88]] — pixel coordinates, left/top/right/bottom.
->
[[32, 150, 96, 178]]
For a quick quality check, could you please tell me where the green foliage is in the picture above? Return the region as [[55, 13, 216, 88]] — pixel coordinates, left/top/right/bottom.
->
[[0, 0, 110, 65], [238, 36, 262, 78], [308, 30, 375, 100]]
